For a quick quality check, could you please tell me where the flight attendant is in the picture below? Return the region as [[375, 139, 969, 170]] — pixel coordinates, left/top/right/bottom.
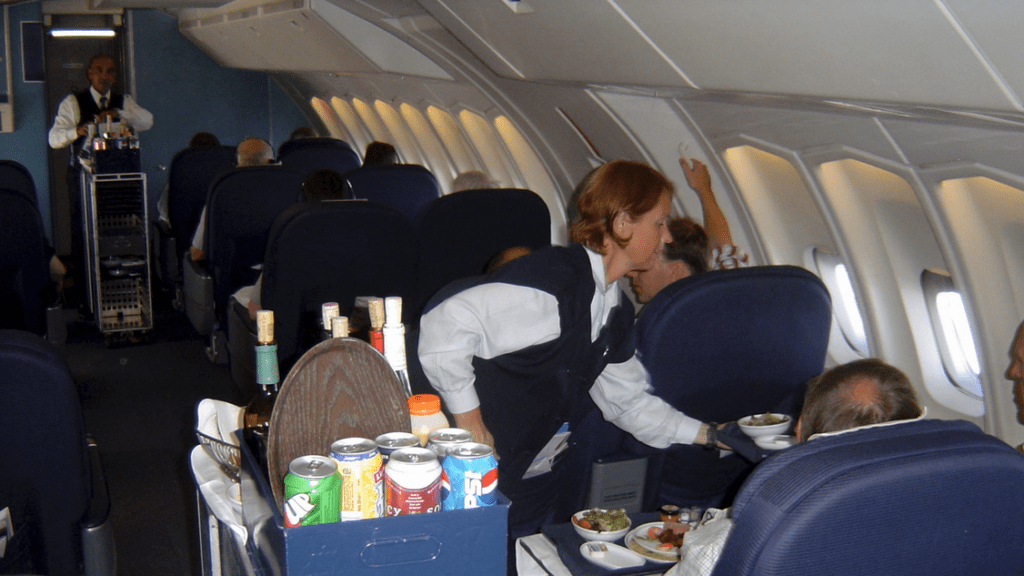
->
[[48, 54, 153, 308], [418, 160, 715, 558]]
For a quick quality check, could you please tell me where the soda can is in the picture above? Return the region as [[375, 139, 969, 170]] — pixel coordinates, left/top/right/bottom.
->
[[385, 447, 442, 515], [374, 432, 420, 463], [441, 442, 499, 510], [330, 437, 384, 521], [427, 427, 473, 460], [283, 455, 341, 527]]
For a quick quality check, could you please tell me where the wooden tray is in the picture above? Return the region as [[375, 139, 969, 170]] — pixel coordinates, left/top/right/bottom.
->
[[266, 337, 410, 508]]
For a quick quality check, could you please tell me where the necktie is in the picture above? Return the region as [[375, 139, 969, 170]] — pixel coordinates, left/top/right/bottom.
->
[[99, 96, 108, 110]]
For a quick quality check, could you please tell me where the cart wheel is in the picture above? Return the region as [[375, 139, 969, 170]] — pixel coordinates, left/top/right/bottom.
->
[[104, 333, 116, 348]]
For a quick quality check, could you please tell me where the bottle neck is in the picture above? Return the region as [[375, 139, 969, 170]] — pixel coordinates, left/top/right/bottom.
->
[[255, 342, 279, 390]]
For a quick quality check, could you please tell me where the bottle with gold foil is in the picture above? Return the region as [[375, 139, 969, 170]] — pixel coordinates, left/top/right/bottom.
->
[[244, 310, 280, 466], [368, 297, 385, 354]]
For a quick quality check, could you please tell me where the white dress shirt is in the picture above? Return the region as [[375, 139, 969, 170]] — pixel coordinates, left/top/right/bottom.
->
[[418, 246, 703, 448], [48, 86, 153, 149]]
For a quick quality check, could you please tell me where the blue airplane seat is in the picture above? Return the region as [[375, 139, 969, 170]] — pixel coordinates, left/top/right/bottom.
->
[[343, 164, 440, 223], [155, 145, 236, 286], [183, 165, 305, 338], [276, 137, 361, 179], [414, 187, 551, 318], [0, 159, 39, 205], [0, 188, 54, 336], [226, 200, 418, 391], [0, 329, 114, 576], [712, 418, 1024, 576], [632, 265, 831, 510]]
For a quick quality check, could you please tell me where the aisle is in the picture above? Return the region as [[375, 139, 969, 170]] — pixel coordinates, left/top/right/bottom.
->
[[65, 310, 244, 575]]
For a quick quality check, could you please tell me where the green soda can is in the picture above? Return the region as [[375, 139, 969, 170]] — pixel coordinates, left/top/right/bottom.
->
[[283, 455, 341, 527]]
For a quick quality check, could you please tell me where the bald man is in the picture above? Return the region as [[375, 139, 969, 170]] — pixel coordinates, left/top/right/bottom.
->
[[190, 137, 275, 262]]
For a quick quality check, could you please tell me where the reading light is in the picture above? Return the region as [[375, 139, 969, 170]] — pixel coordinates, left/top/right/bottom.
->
[[50, 29, 117, 38]]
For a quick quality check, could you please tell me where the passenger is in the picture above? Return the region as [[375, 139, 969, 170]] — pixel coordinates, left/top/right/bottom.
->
[[157, 132, 222, 227], [484, 246, 532, 274], [362, 141, 398, 166], [189, 137, 275, 262], [231, 169, 347, 319], [418, 160, 715, 562], [452, 170, 496, 192], [626, 158, 747, 304], [287, 126, 317, 141], [666, 358, 923, 576], [1006, 319, 1024, 452], [48, 54, 154, 309]]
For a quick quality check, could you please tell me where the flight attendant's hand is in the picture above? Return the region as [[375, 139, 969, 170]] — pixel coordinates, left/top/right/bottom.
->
[[452, 407, 498, 459]]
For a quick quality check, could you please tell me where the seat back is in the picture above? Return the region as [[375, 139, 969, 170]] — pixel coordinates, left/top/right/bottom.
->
[[0, 159, 38, 205], [276, 137, 361, 178], [167, 145, 237, 247], [633, 265, 832, 508], [205, 165, 305, 315], [260, 200, 418, 368], [343, 164, 440, 222], [414, 188, 551, 316], [713, 419, 1024, 576], [0, 329, 91, 575], [0, 188, 52, 335]]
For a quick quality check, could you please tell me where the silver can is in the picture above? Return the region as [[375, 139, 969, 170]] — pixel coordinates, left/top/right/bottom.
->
[[427, 427, 473, 459], [374, 432, 421, 463]]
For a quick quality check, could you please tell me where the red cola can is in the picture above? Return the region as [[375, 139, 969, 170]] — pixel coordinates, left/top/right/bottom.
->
[[384, 447, 441, 515], [441, 442, 498, 510]]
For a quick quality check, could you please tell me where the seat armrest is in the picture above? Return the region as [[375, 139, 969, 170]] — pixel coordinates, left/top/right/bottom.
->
[[153, 221, 179, 285], [184, 254, 215, 335], [82, 434, 116, 576]]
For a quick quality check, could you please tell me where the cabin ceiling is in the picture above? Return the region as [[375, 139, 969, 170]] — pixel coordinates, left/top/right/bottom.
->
[[28, 0, 1024, 120]]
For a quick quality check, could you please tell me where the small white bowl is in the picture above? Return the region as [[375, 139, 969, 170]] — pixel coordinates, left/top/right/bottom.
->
[[572, 509, 632, 542], [738, 413, 792, 438], [754, 434, 798, 451]]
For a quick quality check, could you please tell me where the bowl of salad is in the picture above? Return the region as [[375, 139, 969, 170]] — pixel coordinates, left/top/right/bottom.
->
[[572, 508, 632, 541], [738, 413, 792, 438]]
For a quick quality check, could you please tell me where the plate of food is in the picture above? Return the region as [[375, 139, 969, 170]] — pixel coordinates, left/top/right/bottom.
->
[[571, 508, 632, 541], [625, 521, 689, 562]]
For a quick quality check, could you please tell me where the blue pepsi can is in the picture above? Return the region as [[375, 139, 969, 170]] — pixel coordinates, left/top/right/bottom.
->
[[441, 442, 498, 510]]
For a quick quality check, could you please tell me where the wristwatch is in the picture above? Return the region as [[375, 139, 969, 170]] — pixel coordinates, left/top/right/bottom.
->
[[703, 422, 719, 450]]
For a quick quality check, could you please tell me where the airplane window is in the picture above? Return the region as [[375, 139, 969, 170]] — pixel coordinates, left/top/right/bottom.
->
[[922, 269, 983, 398], [494, 115, 566, 242], [426, 106, 476, 176], [812, 248, 869, 357], [458, 110, 517, 190], [374, 100, 424, 166], [330, 97, 371, 151], [400, 104, 457, 191], [351, 98, 392, 143], [310, 97, 347, 140]]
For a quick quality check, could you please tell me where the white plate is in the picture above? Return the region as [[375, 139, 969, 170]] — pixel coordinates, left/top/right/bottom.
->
[[627, 522, 683, 561], [754, 434, 798, 450], [579, 541, 645, 570]]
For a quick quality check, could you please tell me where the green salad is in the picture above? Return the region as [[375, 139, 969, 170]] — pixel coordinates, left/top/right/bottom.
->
[[574, 508, 630, 532]]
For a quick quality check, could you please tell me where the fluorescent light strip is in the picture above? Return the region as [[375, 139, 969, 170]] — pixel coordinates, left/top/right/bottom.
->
[[50, 29, 117, 38]]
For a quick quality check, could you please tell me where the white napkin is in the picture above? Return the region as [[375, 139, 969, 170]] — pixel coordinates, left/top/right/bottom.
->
[[196, 398, 244, 445], [516, 534, 573, 576], [191, 445, 248, 545]]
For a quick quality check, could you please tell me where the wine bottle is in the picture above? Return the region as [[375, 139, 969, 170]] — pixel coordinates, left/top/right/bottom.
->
[[244, 310, 280, 468], [383, 296, 413, 397], [331, 315, 349, 339], [320, 302, 340, 342], [368, 297, 385, 354]]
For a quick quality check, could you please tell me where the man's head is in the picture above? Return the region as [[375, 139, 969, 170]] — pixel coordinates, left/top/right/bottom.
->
[[796, 359, 922, 441], [236, 137, 274, 167], [363, 142, 398, 166], [627, 217, 710, 304], [1007, 320, 1024, 424], [189, 132, 220, 148], [86, 55, 117, 95], [289, 126, 317, 140], [302, 169, 345, 201]]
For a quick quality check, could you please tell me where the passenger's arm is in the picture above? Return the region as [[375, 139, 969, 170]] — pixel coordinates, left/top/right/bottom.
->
[[681, 158, 732, 251], [48, 95, 83, 149], [589, 354, 704, 448], [118, 95, 153, 132], [418, 282, 561, 452]]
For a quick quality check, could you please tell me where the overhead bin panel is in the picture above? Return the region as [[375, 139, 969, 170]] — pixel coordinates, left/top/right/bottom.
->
[[421, 0, 693, 86], [618, 0, 1020, 112], [179, 0, 450, 78]]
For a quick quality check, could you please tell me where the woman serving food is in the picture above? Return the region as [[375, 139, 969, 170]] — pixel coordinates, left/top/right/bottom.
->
[[418, 159, 718, 565]]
